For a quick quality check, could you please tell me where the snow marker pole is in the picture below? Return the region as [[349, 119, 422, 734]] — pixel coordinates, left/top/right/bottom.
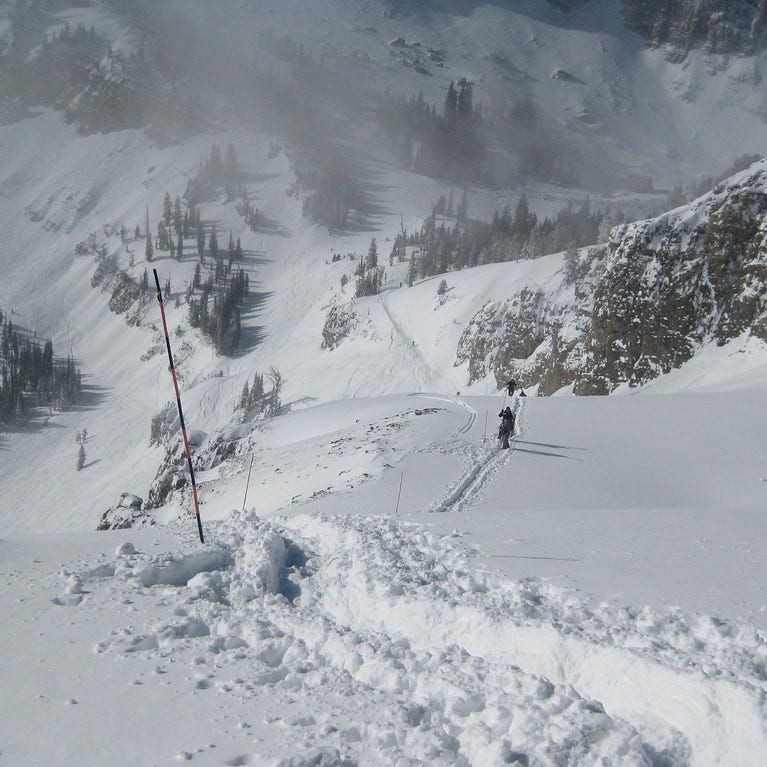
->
[[394, 471, 404, 515], [241, 454, 254, 512], [153, 268, 205, 544], [483, 410, 488, 443]]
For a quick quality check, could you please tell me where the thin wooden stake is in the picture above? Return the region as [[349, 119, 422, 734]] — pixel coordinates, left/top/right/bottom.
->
[[153, 269, 205, 543], [394, 471, 404, 515], [241, 454, 255, 512]]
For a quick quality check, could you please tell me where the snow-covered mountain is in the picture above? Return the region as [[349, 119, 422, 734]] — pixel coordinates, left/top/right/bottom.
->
[[1, 1, 767, 764]]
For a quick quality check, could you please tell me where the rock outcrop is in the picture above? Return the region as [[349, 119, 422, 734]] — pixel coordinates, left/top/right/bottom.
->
[[457, 159, 767, 394], [547, 0, 767, 58], [622, 0, 767, 59], [321, 304, 359, 350], [97, 493, 154, 530], [578, 161, 767, 392]]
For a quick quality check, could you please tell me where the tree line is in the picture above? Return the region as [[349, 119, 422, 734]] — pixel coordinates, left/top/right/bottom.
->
[[377, 80, 485, 184], [186, 269, 249, 355], [394, 193, 619, 284], [0, 309, 82, 425]]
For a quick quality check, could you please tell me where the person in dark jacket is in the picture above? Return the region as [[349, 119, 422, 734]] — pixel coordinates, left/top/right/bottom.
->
[[498, 406, 515, 449], [505, 379, 516, 396]]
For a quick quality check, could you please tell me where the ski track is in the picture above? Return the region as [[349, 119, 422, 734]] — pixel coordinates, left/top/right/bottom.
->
[[73, 511, 767, 766], [430, 397, 526, 515]]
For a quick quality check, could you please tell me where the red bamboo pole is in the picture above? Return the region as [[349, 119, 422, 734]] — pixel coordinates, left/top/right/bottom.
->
[[153, 269, 205, 543]]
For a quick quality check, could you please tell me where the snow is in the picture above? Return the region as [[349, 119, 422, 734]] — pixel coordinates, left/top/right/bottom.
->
[[1, 1, 767, 763], [3, 391, 767, 765]]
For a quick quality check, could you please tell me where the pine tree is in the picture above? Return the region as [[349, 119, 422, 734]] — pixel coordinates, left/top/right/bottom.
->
[[77, 443, 85, 471], [407, 252, 418, 287], [209, 225, 218, 262], [174, 196, 182, 238], [457, 189, 468, 221], [163, 192, 172, 227], [197, 225, 205, 263], [366, 238, 378, 270], [564, 245, 579, 285], [239, 380, 249, 410], [145, 207, 154, 261]]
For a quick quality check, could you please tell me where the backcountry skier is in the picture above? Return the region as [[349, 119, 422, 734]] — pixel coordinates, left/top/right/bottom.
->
[[505, 378, 516, 396], [498, 406, 515, 449]]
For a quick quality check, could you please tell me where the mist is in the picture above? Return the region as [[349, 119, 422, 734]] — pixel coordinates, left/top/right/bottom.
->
[[1, 0, 765, 233]]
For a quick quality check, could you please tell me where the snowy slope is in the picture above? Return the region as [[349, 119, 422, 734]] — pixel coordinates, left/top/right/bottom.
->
[[1, 1, 767, 764], [3, 392, 767, 765]]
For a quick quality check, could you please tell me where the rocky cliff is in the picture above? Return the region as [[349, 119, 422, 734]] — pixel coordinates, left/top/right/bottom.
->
[[457, 159, 767, 394], [623, 0, 767, 58], [546, 0, 766, 58]]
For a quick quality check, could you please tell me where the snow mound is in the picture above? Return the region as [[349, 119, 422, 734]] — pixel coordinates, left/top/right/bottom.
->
[[65, 511, 767, 765]]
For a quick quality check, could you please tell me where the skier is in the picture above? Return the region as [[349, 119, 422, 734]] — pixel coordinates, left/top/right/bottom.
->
[[497, 406, 515, 449], [505, 378, 516, 396]]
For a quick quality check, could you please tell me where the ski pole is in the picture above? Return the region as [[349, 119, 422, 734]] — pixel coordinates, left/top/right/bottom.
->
[[153, 269, 205, 544]]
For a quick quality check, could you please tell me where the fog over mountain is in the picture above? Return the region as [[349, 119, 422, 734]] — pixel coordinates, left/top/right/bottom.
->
[[1, 2, 767, 765]]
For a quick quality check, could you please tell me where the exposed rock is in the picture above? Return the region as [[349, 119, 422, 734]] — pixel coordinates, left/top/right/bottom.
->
[[322, 303, 359, 350], [622, 0, 767, 59], [91, 253, 150, 323], [456, 159, 767, 395], [98, 493, 154, 530], [546, 0, 593, 10], [456, 260, 599, 396], [578, 163, 767, 392], [552, 69, 584, 84]]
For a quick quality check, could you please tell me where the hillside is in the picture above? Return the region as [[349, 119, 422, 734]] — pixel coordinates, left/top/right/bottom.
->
[[1, 1, 767, 765]]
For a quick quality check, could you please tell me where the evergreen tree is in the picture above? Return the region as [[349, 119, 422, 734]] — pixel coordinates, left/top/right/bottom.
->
[[209, 224, 218, 262], [407, 252, 417, 287], [77, 443, 85, 471], [197, 225, 205, 263], [239, 380, 249, 410], [174, 196, 182, 238], [145, 207, 154, 261], [366, 238, 378, 270], [457, 188, 468, 221], [163, 192, 172, 227], [158, 221, 168, 250]]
